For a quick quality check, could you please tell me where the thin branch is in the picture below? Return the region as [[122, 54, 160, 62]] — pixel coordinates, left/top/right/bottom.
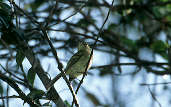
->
[[0, 63, 24, 82], [11, 1, 39, 25], [0, 95, 20, 99], [45, 0, 59, 27], [147, 86, 162, 107], [140, 82, 171, 86], [62, 3, 86, 22], [7, 1, 67, 106], [91, 62, 168, 69], [0, 93, 5, 107], [40, 27, 79, 107], [0, 72, 39, 107], [48, 28, 102, 42], [73, 0, 115, 106]]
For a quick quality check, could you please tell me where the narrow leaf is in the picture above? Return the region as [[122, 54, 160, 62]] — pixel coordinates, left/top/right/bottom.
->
[[27, 67, 36, 86]]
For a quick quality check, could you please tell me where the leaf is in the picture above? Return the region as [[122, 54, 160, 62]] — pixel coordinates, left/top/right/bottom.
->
[[150, 40, 168, 53], [0, 15, 9, 28], [27, 67, 36, 86], [0, 2, 12, 25], [11, 27, 25, 42], [30, 0, 44, 11], [136, 36, 148, 47], [152, 7, 162, 18], [150, 40, 168, 59], [42, 101, 51, 106], [120, 36, 138, 52], [77, 18, 95, 28], [16, 50, 25, 66], [120, 36, 135, 47], [2, 27, 25, 45], [0, 82, 3, 94], [108, 23, 117, 31], [0, 2, 11, 13], [86, 92, 101, 106], [166, 15, 171, 22], [99, 68, 113, 76], [27, 89, 45, 100], [64, 100, 71, 107]]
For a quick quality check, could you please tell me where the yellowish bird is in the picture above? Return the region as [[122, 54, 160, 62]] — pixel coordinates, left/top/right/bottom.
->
[[65, 42, 93, 81], [47, 42, 93, 89]]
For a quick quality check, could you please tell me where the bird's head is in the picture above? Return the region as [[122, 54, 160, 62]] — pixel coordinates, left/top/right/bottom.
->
[[78, 42, 91, 52]]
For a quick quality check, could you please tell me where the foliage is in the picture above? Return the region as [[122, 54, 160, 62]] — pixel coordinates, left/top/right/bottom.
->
[[0, 0, 171, 107]]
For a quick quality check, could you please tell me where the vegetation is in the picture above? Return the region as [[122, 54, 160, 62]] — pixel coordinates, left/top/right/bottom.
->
[[0, 0, 171, 107]]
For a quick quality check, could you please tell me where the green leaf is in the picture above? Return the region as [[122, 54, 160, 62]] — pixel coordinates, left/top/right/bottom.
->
[[64, 100, 71, 107], [12, 27, 24, 38], [152, 7, 162, 18], [16, 50, 25, 66], [77, 18, 95, 28], [27, 67, 36, 86], [0, 82, 3, 94], [27, 89, 45, 100], [166, 15, 171, 22], [120, 36, 138, 52], [0, 2, 12, 25], [0, 15, 9, 28], [108, 23, 117, 31], [150, 40, 168, 59], [136, 36, 148, 47], [0, 2, 11, 15], [30, 0, 44, 11], [42, 101, 51, 106], [99, 68, 113, 76], [150, 40, 168, 53], [120, 36, 134, 47], [86, 92, 101, 106]]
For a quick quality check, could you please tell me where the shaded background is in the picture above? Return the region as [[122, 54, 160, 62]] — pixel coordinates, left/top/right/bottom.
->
[[0, 0, 171, 107]]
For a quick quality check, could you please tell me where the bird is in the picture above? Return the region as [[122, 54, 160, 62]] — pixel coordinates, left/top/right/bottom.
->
[[47, 42, 93, 89], [65, 41, 93, 81]]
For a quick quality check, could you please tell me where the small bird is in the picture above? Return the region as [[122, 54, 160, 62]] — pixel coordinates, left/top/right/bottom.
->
[[65, 41, 93, 81], [47, 42, 93, 89]]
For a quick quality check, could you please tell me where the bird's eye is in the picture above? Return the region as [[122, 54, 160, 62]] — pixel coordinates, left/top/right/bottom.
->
[[80, 42, 88, 47]]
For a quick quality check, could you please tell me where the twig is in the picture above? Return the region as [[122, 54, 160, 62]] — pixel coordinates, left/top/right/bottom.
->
[[75, 0, 115, 94], [0, 95, 20, 99], [62, 3, 86, 22], [140, 82, 171, 86], [91, 62, 168, 69], [45, 0, 59, 27], [0, 63, 24, 82], [0, 72, 39, 107], [11, 1, 39, 25], [72, 0, 115, 106], [0, 39, 14, 59], [147, 86, 162, 107], [40, 27, 79, 107], [48, 28, 103, 42], [7, 1, 67, 106]]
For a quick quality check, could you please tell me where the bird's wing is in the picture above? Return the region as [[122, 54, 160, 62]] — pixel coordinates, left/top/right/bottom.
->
[[65, 51, 83, 72]]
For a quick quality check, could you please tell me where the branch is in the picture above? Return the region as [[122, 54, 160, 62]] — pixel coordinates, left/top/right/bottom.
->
[[62, 3, 86, 22], [147, 86, 162, 107], [0, 72, 39, 107], [45, 0, 59, 27], [140, 82, 171, 86], [40, 27, 79, 107], [9, 1, 69, 106], [0, 95, 20, 99], [73, 0, 115, 106], [91, 62, 168, 69]]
